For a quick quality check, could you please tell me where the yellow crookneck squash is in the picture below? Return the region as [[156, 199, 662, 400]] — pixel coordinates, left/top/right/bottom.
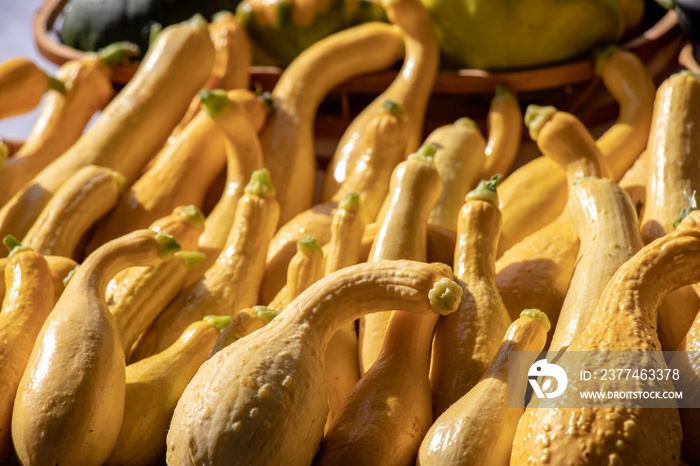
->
[[0, 238, 55, 461], [86, 87, 262, 251], [640, 71, 700, 352], [0, 15, 215, 247], [425, 117, 486, 232], [0, 43, 135, 206], [360, 144, 442, 374], [129, 168, 279, 361], [320, 0, 439, 201], [495, 46, 655, 257], [22, 165, 124, 259], [166, 259, 462, 466], [260, 98, 407, 305], [481, 84, 523, 180], [104, 315, 230, 466], [511, 219, 700, 465], [12, 229, 181, 466], [418, 309, 550, 466], [430, 176, 512, 417], [259, 18, 404, 226], [0, 57, 65, 121]]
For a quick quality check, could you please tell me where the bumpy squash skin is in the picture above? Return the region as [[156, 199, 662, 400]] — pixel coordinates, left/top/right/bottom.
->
[[166, 260, 462, 466], [12, 229, 179, 466], [320, 0, 439, 201], [0, 54, 114, 206], [260, 20, 404, 226], [418, 311, 549, 466], [104, 317, 227, 466], [511, 226, 700, 465], [430, 182, 511, 417], [0, 17, 215, 246], [360, 148, 442, 374], [0, 247, 54, 461]]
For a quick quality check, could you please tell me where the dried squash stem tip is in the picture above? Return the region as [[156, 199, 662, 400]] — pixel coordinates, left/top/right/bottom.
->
[[592, 45, 618, 76], [198, 89, 230, 119], [253, 305, 281, 324], [409, 143, 439, 163], [3, 235, 32, 259], [174, 205, 206, 230], [96, 41, 141, 68], [297, 236, 323, 257], [429, 277, 463, 316], [453, 116, 478, 129], [213, 10, 235, 21], [45, 75, 66, 95], [0, 143, 8, 169], [339, 192, 362, 211], [155, 231, 182, 260], [524, 104, 557, 141], [245, 168, 276, 197], [382, 99, 406, 117], [203, 315, 233, 332], [176, 251, 207, 270], [465, 174, 502, 205], [520, 308, 551, 332]]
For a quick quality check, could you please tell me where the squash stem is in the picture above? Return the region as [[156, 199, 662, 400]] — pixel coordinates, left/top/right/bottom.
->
[[253, 305, 281, 324], [45, 75, 66, 95], [97, 41, 141, 68], [382, 99, 406, 117], [155, 232, 182, 261], [149, 23, 163, 46], [174, 205, 206, 231], [3, 235, 32, 258], [409, 142, 438, 163], [494, 83, 513, 98], [245, 168, 276, 197], [593, 45, 618, 76], [297, 236, 323, 257], [520, 308, 551, 332], [339, 192, 362, 211], [428, 277, 463, 316], [465, 174, 501, 205], [199, 89, 231, 119], [176, 251, 206, 270], [524, 104, 557, 141], [203, 315, 233, 332]]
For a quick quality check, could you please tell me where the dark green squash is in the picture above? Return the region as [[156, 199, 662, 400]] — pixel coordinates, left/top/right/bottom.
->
[[59, 0, 242, 57]]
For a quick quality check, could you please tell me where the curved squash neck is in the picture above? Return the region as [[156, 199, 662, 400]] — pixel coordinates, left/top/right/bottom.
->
[[379, 311, 437, 370], [73, 233, 168, 301], [279, 261, 453, 349], [382, 0, 439, 122], [572, 229, 700, 350]]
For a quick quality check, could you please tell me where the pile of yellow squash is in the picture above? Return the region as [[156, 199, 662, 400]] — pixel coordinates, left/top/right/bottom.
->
[[0, 0, 699, 464]]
